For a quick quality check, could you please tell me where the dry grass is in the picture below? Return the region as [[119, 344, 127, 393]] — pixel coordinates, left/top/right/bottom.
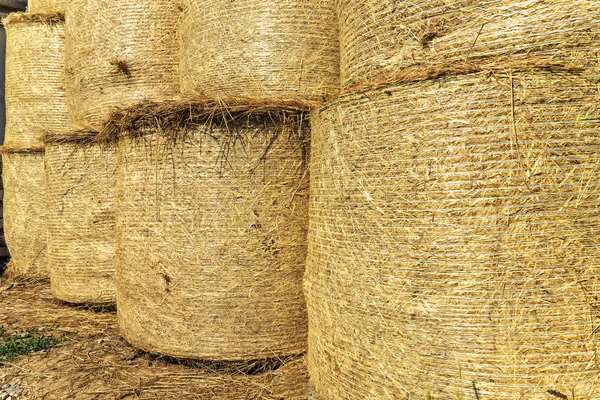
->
[[179, 0, 339, 105], [114, 111, 310, 361], [3, 12, 67, 147], [337, 0, 600, 93], [1, 151, 47, 279], [0, 281, 309, 399], [98, 100, 309, 144], [306, 69, 600, 399], [44, 135, 117, 305], [65, 0, 181, 131], [27, 0, 65, 13]]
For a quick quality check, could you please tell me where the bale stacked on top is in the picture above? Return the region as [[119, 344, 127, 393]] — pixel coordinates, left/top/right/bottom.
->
[[4, 12, 67, 148], [28, 0, 66, 13], [179, 0, 340, 105], [336, 0, 600, 92], [103, 103, 310, 361], [306, 70, 600, 398], [1, 149, 47, 278], [65, 0, 180, 131], [45, 134, 117, 304]]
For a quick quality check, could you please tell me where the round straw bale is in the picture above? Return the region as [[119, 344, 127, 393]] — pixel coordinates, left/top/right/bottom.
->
[[306, 70, 600, 399], [45, 135, 116, 304], [1, 149, 47, 278], [114, 106, 310, 360], [179, 0, 339, 106], [65, 0, 181, 131], [337, 0, 600, 93], [3, 13, 67, 148], [28, 0, 66, 13]]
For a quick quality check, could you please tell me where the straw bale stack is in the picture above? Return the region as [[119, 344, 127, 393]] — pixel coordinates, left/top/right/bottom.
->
[[3, 12, 67, 148], [337, 0, 600, 92], [28, 0, 66, 13], [179, 0, 339, 106], [65, 0, 180, 131], [306, 70, 600, 398], [1, 149, 47, 278], [106, 103, 310, 361], [45, 134, 117, 304]]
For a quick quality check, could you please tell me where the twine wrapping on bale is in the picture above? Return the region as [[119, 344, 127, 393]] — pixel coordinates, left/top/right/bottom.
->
[[336, 0, 600, 93], [65, 0, 180, 131], [105, 102, 310, 361], [28, 0, 66, 13], [1, 149, 47, 278], [3, 12, 67, 148], [44, 133, 117, 304], [306, 70, 600, 399], [179, 0, 340, 106]]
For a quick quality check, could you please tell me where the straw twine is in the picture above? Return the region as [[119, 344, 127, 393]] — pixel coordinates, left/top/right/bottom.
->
[[336, 0, 600, 93], [45, 135, 117, 305], [306, 70, 600, 399], [65, 0, 180, 131], [179, 0, 340, 106], [3, 12, 67, 148], [1, 150, 47, 278], [113, 106, 310, 361], [28, 0, 66, 13]]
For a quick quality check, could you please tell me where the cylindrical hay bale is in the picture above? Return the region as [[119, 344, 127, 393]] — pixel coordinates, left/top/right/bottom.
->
[[1, 149, 47, 278], [4, 13, 67, 148], [45, 135, 117, 304], [306, 70, 600, 399], [28, 0, 66, 13], [179, 0, 340, 105], [65, 0, 180, 131], [337, 0, 600, 92], [111, 104, 309, 360]]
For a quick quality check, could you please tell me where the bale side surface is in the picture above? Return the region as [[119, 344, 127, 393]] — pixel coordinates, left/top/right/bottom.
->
[[45, 141, 117, 304], [337, 0, 600, 92], [116, 117, 310, 360], [65, 0, 180, 131], [306, 70, 600, 399], [2, 151, 47, 278], [179, 0, 339, 106], [4, 16, 67, 147], [28, 0, 66, 12]]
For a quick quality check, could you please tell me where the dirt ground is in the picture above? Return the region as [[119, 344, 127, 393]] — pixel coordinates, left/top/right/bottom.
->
[[0, 280, 309, 400]]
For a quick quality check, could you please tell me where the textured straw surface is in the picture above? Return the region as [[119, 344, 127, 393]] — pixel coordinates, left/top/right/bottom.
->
[[0, 284, 311, 400], [306, 70, 600, 399], [45, 137, 117, 304], [28, 0, 66, 13], [65, 0, 180, 131], [115, 110, 310, 360], [2, 151, 47, 278], [337, 0, 600, 92], [180, 0, 339, 106], [4, 13, 67, 147]]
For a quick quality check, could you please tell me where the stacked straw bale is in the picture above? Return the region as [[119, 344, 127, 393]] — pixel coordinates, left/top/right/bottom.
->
[[105, 104, 310, 361], [4, 12, 67, 148], [45, 134, 117, 304], [336, 0, 600, 92], [28, 0, 66, 13], [1, 149, 47, 278], [65, 0, 180, 131], [306, 70, 600, 398], [179, 0, 340, 105]]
